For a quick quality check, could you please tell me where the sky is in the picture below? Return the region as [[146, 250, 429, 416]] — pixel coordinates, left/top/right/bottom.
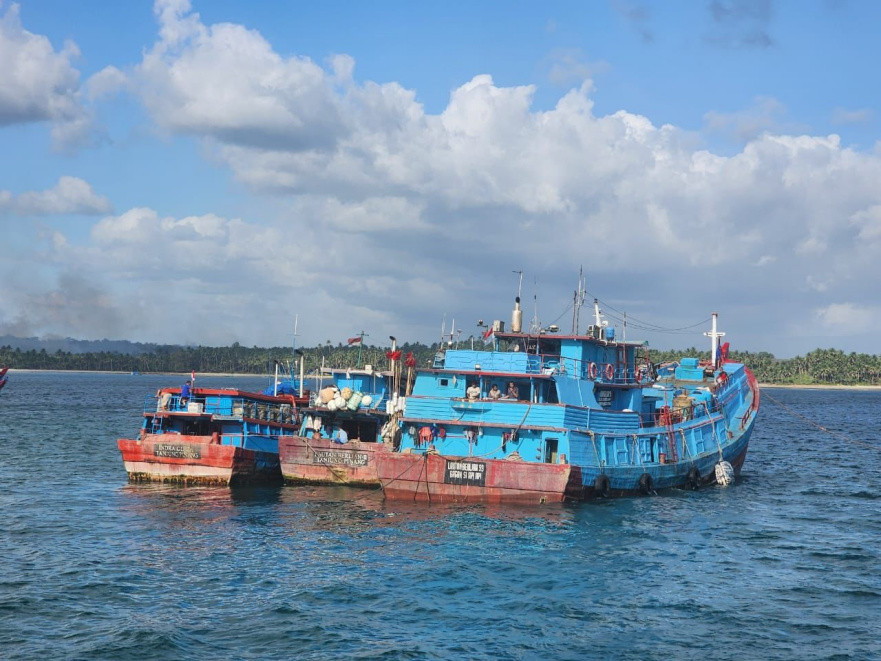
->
[[2, 0, 881, 357]]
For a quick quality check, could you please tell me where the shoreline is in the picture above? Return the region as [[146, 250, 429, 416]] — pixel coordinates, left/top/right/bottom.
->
[[758, 382, 881, 391], [6, 368, 881, 390]]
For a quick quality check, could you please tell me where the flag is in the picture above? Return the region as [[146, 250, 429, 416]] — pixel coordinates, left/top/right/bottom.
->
[[347, 336, 362, 345], [483, 327, 494, 345], [386, 350, 402, 360], [191, 370, 196, 383]]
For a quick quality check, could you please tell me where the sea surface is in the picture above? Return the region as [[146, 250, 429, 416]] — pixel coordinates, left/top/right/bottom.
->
[[1, 371, 879, 660]]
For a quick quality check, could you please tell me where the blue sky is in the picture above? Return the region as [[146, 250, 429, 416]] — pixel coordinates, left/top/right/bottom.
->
[[2, 0, 881, 357]]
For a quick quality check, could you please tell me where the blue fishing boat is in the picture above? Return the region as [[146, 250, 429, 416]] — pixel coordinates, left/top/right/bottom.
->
[[375, 294, 759, 504], [278, 362, 403, 487], [118, 384, 309, 485]]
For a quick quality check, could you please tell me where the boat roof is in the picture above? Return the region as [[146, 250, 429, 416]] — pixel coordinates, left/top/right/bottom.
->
[[494, 330, 646, 347], [159, 386, 305, 404], [319, 367, 393, 377]]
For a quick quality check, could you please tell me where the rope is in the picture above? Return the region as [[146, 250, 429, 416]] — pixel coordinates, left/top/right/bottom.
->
[[588, 430, 604, 472], [632, 434, 646, 470], [679, 428, 693, 463], [703, 401, 724, 461], [763, 390, 881, 452]]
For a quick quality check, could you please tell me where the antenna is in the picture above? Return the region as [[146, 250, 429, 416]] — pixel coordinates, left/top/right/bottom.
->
[[531, 276, 540, 333], [513, 270, 523, 300], [572, 267, 586, 334], [291, 314, 299, 381]]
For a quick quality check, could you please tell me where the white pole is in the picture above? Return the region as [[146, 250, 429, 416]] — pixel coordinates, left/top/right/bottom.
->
[[704, 312, 725, 365]]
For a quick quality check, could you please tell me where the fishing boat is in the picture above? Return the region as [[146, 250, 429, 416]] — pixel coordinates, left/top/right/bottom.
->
[[0, 367, 8, 392], [278, 353, 406, 487], [375, 294, 759, 504], [117, 384, 308, 485]]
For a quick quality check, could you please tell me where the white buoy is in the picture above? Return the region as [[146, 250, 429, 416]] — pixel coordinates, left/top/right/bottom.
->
[[714, 461, 735, 486]]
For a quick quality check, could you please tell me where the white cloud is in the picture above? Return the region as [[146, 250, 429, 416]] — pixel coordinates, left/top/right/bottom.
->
[[0, 176, 112, 215], [814, 303, 877, 334], [831, 106, 873, 126], [0, 3, 92, 148], [137, 0, 343, 150], [85, 66, 128, 101]]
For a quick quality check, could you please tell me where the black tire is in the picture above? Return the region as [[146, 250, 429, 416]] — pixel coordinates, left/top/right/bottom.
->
[[637, 472, 654, 495], [593, 474, 611, 498], [686, 466, 701, 490]]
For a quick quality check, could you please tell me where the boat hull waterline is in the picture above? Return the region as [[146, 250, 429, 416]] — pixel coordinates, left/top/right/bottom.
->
[[118, 435, 282, 486]]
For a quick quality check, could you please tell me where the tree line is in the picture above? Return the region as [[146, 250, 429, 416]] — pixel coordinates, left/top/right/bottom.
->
[[2, 342, 880, 385]]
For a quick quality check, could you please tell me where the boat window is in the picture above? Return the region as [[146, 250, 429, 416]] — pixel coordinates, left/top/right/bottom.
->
[[439, 378, 449, 386], [342, 419, 378, 442], [544, 438, 559, 464]]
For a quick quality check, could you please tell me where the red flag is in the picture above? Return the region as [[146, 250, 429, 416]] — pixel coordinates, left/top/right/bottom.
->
[[347, 337, 362, 345], [386, 350, 402, 360], [191, 370, 196, 383], [405, 352, 416, 368]]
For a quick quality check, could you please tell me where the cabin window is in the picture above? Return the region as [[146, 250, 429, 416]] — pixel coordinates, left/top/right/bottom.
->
[[544, 438, 559, 464], [439, 378, 449, 386], [341, 419, 379, 442]]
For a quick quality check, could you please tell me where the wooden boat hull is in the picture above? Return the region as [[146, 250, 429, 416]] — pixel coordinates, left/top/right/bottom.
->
[[278, 436, 386, 487], [117, 434, 281, 486], [376, 452, 580, 504]]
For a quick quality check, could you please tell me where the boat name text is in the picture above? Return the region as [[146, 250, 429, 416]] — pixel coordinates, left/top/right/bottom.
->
[[313, 450, 369, 467], [154, 443, 202, 459], [444, 460, 486, 486]]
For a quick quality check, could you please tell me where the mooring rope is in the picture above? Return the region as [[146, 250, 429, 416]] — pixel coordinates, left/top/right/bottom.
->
[[763, 390, 881, 452]]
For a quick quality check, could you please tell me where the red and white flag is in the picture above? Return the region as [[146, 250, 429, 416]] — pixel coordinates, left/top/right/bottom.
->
[[483, 327, 494, 345], [347, 336, 362, 345], [191, 370, 196, 384]]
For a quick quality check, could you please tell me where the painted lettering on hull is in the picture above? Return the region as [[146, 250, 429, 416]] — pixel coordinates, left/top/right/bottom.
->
[[312, 450, 369, 467], [154, 443, 202, 459], [444, 459, 486, 486]]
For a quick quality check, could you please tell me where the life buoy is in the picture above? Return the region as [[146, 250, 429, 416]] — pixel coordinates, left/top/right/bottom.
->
[[686, 466, 701, 490], [605, 363, 615, 381], [637, 472, 654, 495], [588, 362, 598, 379], [593, 474, 611, 498]]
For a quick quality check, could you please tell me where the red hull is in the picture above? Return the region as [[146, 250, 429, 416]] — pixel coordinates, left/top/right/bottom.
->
[[278, 436, 386, 487], [117, 434, 279, 486], [376, 452, 579, 505]]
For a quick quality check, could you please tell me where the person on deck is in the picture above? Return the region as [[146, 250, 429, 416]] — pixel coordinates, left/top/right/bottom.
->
[[488, 384, 502, 399], [505, 382, 519, 400], [466, 383, 480, 400], [180, 380, 191, 407], [332, 426, 348, 444]]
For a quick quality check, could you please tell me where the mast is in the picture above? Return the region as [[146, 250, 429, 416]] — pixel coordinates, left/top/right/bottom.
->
[[291, 314, 299, 382], [572, 267, 585, 334], [704, 313, 725, 365]]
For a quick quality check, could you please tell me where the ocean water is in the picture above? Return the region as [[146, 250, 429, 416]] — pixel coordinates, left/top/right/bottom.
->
[[0, 371, 879, 660]]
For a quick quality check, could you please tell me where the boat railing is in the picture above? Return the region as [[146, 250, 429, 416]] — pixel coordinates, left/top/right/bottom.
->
[[148, 394, 297, 424], [532, 353, 646, 386]]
